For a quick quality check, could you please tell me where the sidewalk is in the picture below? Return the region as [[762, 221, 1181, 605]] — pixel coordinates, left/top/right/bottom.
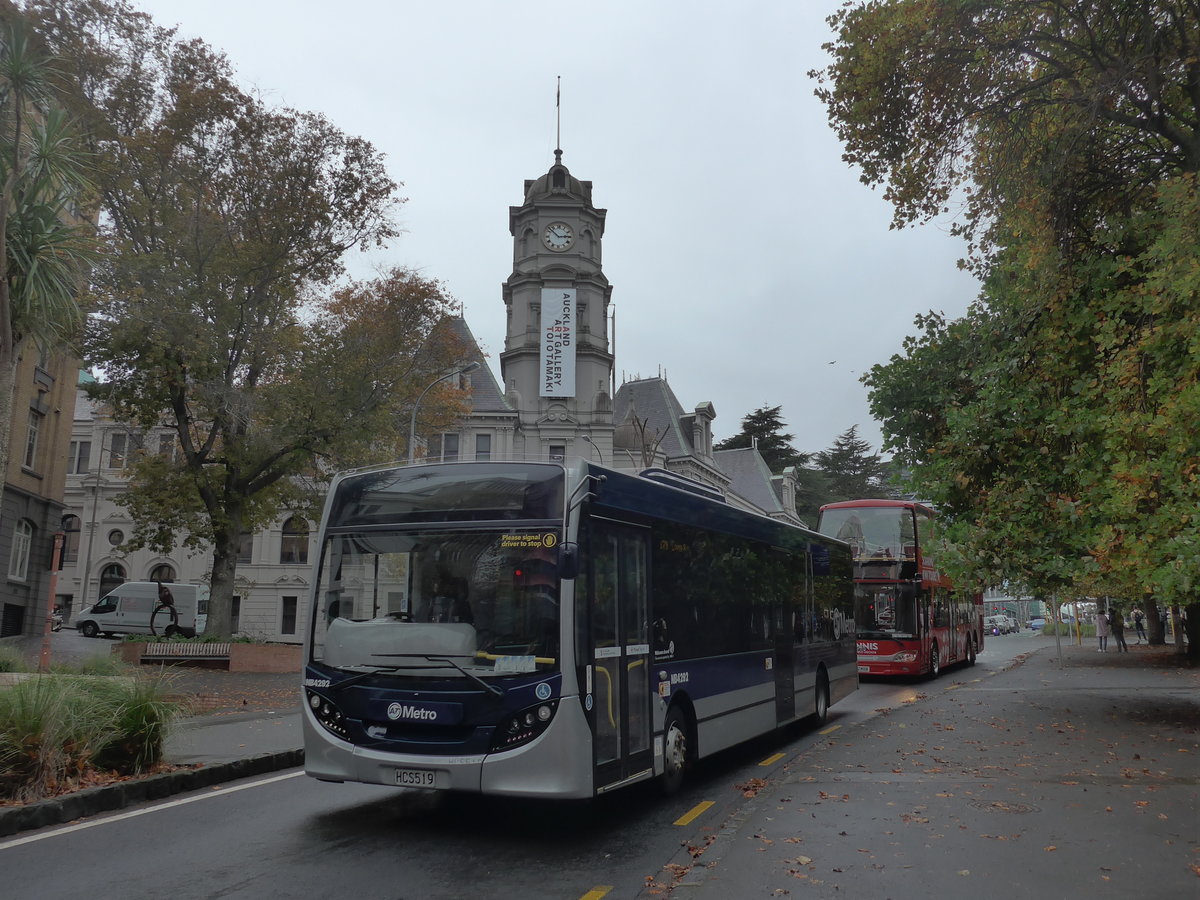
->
[[657, 640, 1199, 898]]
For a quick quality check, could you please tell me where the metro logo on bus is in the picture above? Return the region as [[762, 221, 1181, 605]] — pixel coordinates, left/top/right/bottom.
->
[[388, 703, 439, 722]]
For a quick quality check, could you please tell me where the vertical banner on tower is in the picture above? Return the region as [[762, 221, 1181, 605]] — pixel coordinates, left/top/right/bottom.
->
[[540, 288, 575, 397]]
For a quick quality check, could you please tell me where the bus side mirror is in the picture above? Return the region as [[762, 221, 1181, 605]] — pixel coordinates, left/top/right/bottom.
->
[[558, 543, 579, 580]]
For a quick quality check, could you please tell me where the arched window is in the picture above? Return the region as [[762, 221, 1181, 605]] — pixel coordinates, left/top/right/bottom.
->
[[97, 563, 126, 602], [149, 563, 176, 583], [8, 520, 33, 580], [280, 517, 309, 565], [62, 514, 82, 565]]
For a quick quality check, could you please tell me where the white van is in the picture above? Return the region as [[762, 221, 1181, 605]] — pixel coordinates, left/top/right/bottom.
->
[[76, 582, 209, 639]]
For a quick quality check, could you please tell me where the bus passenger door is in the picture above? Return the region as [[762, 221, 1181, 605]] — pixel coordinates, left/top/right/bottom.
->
[[588, 521, 652, 791], [774, 625, 796, 724]]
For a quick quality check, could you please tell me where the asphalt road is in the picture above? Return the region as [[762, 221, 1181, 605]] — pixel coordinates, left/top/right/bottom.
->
[[0, 633, 1057, 899]]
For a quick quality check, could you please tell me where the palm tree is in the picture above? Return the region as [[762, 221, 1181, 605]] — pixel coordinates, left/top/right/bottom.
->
[[0, 19, 94, 475]]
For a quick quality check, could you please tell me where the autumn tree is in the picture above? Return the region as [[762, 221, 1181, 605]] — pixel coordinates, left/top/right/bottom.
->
[[35, 2, 471, 637], [715, 405, 809, 473], [818, 2, 1200, 641]]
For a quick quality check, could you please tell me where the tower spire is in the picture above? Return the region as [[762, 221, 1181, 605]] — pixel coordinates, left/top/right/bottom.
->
[[555, 75, 562, 162]]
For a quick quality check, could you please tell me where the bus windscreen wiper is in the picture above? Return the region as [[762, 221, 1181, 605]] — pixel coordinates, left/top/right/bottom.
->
[[352, 652, 505, 697]]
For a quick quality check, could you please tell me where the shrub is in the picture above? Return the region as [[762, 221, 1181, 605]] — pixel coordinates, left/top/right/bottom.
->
[[0, 672, 184, 802], [88, 674, 183, 774], [0, 644, 26, 673]]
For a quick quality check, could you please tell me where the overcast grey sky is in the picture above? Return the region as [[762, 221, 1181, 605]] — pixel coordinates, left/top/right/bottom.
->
[[131, 0, 979, 455]]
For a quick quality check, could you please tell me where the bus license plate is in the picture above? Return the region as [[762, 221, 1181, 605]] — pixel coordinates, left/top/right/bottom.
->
[[395, 768, 437, 788], [857, 665, 869, 673]]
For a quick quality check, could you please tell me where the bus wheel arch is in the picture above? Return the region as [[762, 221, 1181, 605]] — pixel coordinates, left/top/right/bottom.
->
[[813, 666, 830, 724], [660, 699, 695, 795]]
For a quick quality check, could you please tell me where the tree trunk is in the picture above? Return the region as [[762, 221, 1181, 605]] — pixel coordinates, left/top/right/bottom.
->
[[1145, 596, 1166, 645], [204, 524, 242, 639]]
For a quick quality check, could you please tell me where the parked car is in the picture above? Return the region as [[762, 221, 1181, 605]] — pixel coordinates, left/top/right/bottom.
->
[[1004, 615, 1019, 633], [1029, 617, 1047, 631]]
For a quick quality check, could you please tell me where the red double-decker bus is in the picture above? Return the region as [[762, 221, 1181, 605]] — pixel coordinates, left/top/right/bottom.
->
[[816, 499, 983, 677]]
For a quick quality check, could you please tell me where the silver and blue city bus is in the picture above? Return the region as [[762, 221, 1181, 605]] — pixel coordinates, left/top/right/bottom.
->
[[302, 460, 858, 799]]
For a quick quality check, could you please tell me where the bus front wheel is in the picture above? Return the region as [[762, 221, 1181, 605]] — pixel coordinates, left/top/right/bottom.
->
[[928, 642, 941, 678], [813, 671, 830, 725], [660, 707, 689, 795]]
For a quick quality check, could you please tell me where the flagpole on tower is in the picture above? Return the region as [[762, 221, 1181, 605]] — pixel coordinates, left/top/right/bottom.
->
[[555, 75, 561, 155]]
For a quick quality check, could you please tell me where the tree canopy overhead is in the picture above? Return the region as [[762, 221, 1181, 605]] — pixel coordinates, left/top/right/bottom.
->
[[29, 0, 471, 637], [820, 2, 1200, 639], [814, 0, 1200, 264]]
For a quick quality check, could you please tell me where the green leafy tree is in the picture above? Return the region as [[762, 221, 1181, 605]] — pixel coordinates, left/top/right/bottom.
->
[[715, 405, 809, 473], [0, 16, 93, 477], [813, 425, 889, 503], [821, 2, 1200, 643], [37, 2, 473, 637]]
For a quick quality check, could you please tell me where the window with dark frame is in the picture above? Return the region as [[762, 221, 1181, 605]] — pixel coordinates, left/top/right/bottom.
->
[[281, 596, 298, 634]]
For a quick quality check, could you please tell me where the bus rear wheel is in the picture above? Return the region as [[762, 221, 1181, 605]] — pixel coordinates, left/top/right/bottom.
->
[[966, 636, 977, 666], [660, 707, 689, 795]]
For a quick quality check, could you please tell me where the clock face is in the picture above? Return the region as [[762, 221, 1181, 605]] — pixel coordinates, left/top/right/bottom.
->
[[543, 222, 575, 251]]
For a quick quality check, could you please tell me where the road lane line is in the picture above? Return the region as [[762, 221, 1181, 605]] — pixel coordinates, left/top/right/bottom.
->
[[0, 771, 305, 850], [673, 800, 714, 826], [578, 888, 612, 900], [758, 752, 785, 767], [818, 724, 841, 735]]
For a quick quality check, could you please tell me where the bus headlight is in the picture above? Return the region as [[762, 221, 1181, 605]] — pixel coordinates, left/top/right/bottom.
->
[[307, 689, 349, 739], [892, 652, 918, 662], [491, 700, 558, 752]]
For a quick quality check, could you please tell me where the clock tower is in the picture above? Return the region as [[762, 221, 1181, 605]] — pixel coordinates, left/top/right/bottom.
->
[[500, 150, 614, 464]]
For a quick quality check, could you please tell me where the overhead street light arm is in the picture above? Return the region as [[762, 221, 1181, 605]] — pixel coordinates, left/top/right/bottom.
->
[[408, 361, 481, 465]]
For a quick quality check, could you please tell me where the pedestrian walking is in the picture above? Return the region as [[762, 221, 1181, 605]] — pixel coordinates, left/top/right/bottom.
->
[[1096, 610, 1109, 652], [1110, 607, 1129, 652], [1133, 608, 1147, 643]]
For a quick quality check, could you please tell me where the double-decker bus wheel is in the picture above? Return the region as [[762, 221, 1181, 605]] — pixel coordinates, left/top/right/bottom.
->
[[928, 641, 941, 678]]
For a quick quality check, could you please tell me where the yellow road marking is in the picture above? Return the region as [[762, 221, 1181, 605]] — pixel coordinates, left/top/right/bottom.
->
[[578, 888, 612, 900], [759, 752, 786, 767], [819, 724, 841, 735], [674, 800, 714, 826]]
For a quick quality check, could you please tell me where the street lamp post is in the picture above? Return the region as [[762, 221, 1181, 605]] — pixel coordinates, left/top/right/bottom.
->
[[408, 362, 480, 465], [580, 434, 604, 465]]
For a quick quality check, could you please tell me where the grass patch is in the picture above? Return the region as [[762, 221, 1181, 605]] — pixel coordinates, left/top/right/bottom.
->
[[0, 671, 184, 803]]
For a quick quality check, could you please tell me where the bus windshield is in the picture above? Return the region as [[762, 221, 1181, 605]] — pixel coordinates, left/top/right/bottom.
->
[[856, 583, 920, 639], [311, 528, 562, 677], [818, 506, 916, 562]]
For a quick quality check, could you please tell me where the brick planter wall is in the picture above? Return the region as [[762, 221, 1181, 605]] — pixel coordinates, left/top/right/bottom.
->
[[228, 642, 302, 673], [114, 643, 143, 665]]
